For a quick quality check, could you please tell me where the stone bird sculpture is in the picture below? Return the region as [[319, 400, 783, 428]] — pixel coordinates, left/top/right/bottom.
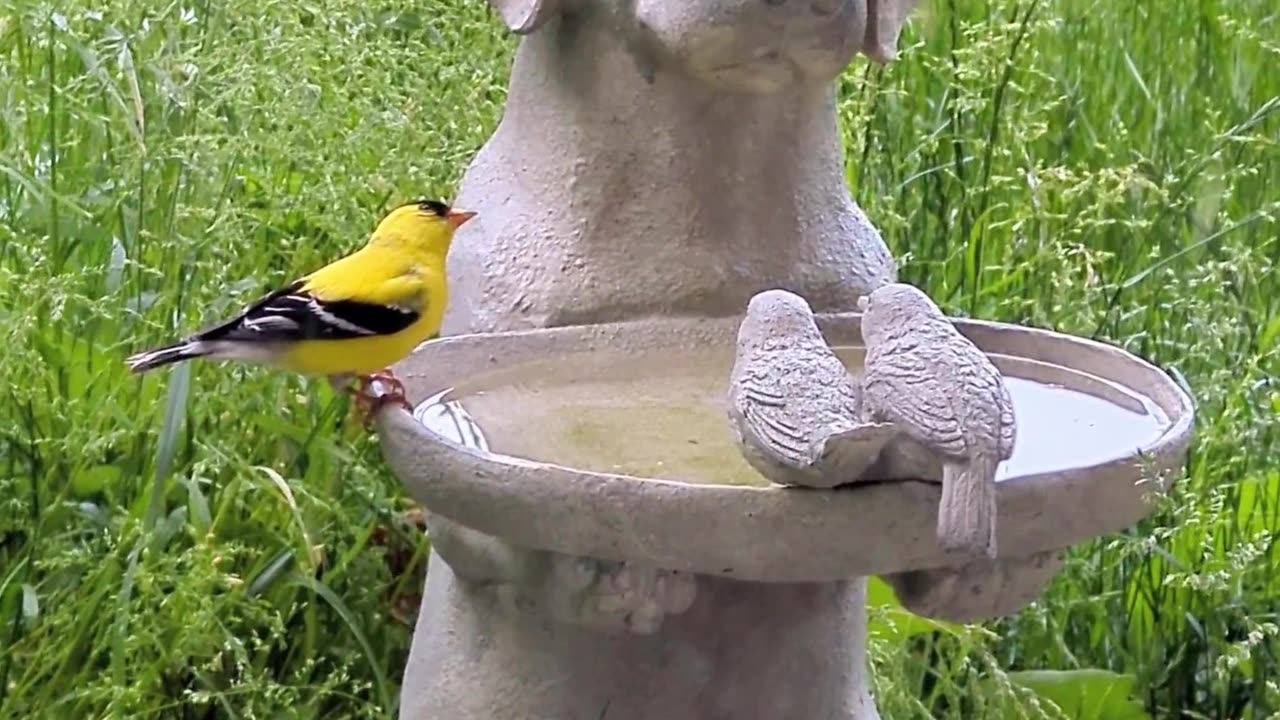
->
[[858, 282, 1016, 560], [728, 289, 898, 488]]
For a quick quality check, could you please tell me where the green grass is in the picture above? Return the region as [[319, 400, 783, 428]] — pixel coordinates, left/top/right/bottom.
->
[[0, 0, 1276, 717]]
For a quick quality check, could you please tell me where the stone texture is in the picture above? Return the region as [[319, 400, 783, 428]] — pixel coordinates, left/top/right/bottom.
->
[[443, 0, 911, 335], [425, 511, 698, 635], [381, 313, 1193, 582], [728, 289, 892, 488], [396, 0, 924, 707], [374, 0, 1195, 717], [884, 548, 1067, 624], [379, 312, 1194, 720], [860, 282, 1017, 562], [400, 558, 876, 719]]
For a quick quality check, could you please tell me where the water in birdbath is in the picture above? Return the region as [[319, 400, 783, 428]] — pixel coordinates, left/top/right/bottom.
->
[[417, 350, 770, 486], [414, 348, 1170, 486]]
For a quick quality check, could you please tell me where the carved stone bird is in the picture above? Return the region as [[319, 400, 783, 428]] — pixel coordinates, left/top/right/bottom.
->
[[858, 283, 1016, 560], [728, 289, 897, 488]]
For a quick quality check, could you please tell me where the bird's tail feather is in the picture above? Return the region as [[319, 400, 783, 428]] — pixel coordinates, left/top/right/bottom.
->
[[816, 419, 897, 483], [937, 454, 998, 560], [125, 340, 208, 374]]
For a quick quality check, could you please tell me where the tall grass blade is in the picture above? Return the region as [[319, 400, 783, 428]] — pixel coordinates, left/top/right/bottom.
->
[[146, 363, 190, 531]]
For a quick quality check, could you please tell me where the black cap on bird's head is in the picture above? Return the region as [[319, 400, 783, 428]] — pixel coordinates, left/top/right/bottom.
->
[[398, 197, 477, 229], [416, 199, 451, 217]]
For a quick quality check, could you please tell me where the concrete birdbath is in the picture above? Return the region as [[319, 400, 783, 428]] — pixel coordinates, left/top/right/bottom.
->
[[377, 311, 1192, 718], [371, 1, 1196, 718]]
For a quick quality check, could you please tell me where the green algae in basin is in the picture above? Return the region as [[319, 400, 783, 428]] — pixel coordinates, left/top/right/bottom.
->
[[413, 348, 1170, 487], [415, 350, 771, 486]]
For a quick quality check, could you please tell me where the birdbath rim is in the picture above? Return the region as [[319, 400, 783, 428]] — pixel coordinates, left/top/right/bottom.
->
[[374, 312, 1195, 582]]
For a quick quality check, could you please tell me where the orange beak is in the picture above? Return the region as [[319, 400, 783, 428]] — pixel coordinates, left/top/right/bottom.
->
[[446, 209, 477, 229]]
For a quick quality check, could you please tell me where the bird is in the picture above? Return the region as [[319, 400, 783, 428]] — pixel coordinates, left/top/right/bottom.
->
[[125, 198, 476, 427], [727, 289, 899, 488], [858, 282, 1016, 560]]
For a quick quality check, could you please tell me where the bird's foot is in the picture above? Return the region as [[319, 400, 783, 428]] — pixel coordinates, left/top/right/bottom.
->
[[351, 369, 413, 430]]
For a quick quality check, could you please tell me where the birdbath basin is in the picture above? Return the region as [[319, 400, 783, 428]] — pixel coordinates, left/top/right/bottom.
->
[[379, 312, 1192, 583]]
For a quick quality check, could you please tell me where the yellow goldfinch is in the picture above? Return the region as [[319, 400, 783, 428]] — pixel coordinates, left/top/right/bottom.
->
[[125, 199, 475, 424]]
